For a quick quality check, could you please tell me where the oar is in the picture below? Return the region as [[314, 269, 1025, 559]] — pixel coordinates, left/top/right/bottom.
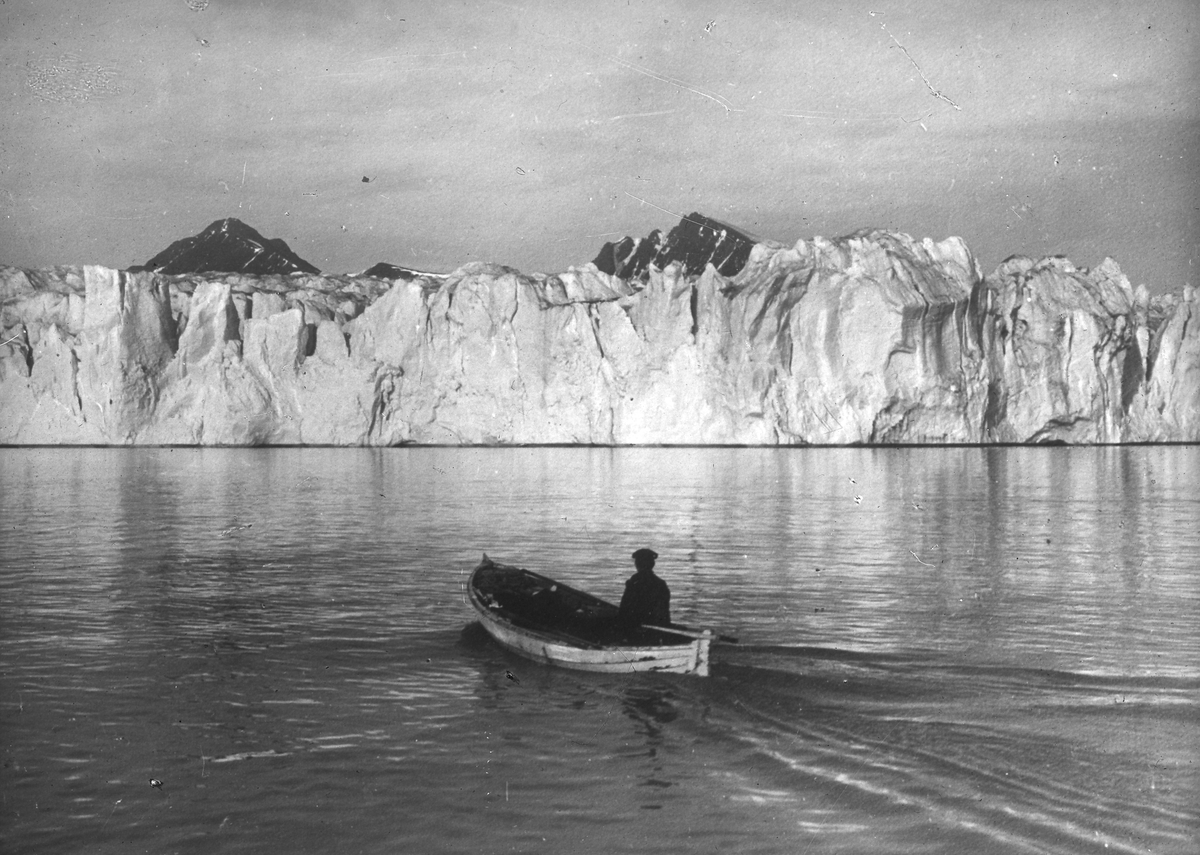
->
[[643, 624, 739, 644]]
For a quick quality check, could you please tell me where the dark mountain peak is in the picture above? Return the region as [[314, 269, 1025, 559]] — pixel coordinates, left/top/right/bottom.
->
[[593, 212, 757, 281], [358, 262, 425, 281], [130, 218, 320, 276]]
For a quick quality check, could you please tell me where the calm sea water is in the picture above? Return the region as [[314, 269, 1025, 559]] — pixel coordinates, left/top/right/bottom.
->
[[1, 446, 1197, 854]]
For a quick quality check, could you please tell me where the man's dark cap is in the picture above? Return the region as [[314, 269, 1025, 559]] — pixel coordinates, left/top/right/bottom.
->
[[632, 548, 658, 562]]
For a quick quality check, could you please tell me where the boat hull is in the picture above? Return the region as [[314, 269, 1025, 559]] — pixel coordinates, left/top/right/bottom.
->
[[468, 556, 711, 676]]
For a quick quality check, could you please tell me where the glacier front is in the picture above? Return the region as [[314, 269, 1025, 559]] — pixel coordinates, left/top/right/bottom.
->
[[1, 224, 1196, 445]]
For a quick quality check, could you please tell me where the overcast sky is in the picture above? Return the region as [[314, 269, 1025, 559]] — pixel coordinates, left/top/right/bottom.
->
[[1, 1, 1196, 294]]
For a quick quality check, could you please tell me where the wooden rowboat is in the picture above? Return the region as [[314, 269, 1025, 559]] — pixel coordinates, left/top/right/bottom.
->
[[467, 555, 713, 676]]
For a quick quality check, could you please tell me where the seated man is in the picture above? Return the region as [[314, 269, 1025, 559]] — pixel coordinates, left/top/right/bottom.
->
[[618, 548, 670, 630]]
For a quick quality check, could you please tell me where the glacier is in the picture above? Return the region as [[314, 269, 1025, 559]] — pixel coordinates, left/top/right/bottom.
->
[[1, 218, 1196, 445]]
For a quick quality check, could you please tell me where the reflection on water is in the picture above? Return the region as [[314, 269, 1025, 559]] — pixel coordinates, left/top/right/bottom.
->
[[1, 446, 1198, 854]]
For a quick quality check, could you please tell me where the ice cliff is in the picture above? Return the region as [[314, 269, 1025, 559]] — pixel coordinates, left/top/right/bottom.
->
[[1, 217, 1196, 445]]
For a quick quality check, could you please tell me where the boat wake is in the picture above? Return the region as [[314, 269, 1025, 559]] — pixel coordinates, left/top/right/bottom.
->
[[694, 649, 1200, 855]]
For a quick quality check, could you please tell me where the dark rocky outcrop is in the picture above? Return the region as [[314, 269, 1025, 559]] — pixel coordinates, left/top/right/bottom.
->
[[593, 213, 756, 281], [357, 262, 427, 281], [129, 218, 320, 276]]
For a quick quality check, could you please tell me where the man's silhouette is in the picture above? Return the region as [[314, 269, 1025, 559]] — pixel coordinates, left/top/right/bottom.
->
[[618, 548, 670, 629]]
